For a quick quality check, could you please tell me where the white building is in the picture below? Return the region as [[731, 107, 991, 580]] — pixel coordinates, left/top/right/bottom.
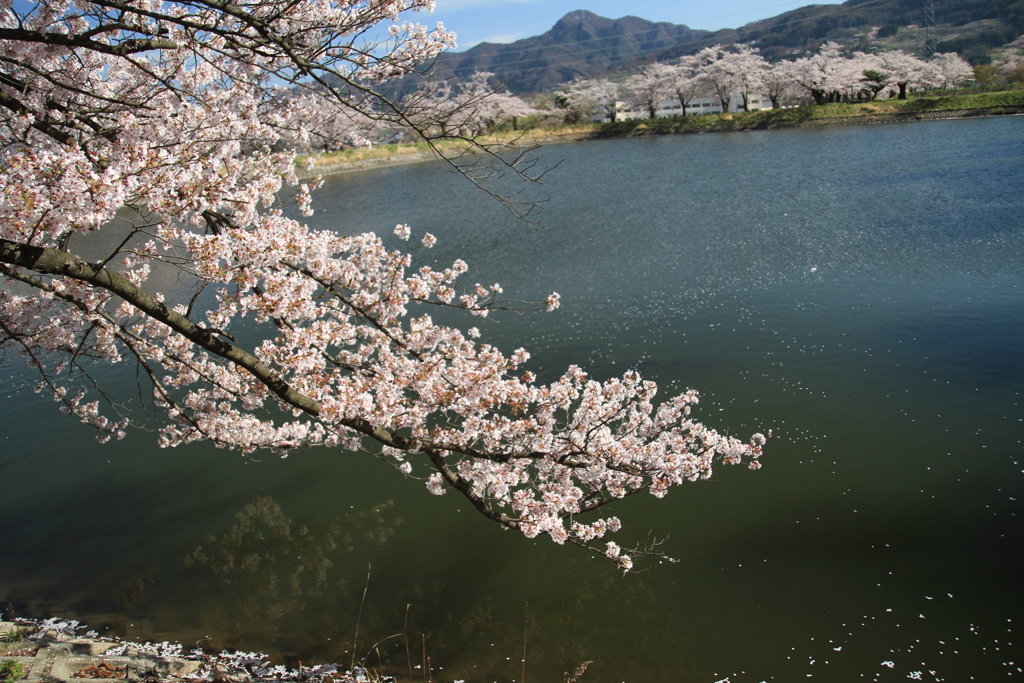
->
[[614, 94, 772, 121]]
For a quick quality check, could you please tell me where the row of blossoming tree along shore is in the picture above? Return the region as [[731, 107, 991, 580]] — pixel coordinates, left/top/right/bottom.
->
[[0, 0, 768, 572], [339, 42, 1016, 141], [554, 43, 993, 124]]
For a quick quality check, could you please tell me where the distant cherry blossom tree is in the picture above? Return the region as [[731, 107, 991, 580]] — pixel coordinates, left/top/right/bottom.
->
[[486, 90, 539, 130], [877, 50, 940, 99], [790, 42, 857, 105], [930, 52, 975, 91], [729, 44, 768, 111], [558, 77, 618, 123], [694, 44, 766, 112], [696, 45, 740, 112], [556, 78, 598, 123], [407, 72, 535, 135], [625, 65, 666, 119], [663, 56, 704, 115], [0, 1, 764, 572], [760, 59, 798, 109]]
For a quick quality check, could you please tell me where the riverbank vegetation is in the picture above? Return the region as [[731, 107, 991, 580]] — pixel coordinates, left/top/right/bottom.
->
[[300, 87, 1024, 173], [594, 87, 1024, 137], [297, 39, 1024, 174]]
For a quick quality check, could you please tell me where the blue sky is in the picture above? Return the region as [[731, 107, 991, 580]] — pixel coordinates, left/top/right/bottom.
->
[[426, 0, 845, 50]]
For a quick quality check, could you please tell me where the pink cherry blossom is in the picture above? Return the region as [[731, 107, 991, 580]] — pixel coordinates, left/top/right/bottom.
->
[[0, 0, 765, 571]]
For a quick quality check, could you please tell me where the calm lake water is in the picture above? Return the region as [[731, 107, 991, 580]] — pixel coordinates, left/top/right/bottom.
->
[[2, 116, 1023, 683]]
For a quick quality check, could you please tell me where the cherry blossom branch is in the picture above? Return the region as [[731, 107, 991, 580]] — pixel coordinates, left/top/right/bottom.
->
[[1, 1, 766, 573], [0, 238, 323, 415], [0, 27, 178, 56]]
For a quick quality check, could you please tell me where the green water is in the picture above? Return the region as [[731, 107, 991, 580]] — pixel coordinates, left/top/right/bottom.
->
[[2, 116, 1023, 682]]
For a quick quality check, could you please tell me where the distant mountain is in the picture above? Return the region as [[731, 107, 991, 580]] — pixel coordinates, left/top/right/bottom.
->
[[653, 0, 1024, 64], [422, 0, 1023, 96], [428, 10, 709, 94]]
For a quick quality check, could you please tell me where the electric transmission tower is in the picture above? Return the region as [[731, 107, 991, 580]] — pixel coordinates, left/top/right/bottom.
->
[[921, 0, 938, 57]]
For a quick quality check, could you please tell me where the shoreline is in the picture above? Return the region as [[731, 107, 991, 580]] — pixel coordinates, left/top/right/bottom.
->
[[0, 620, 362, 683], [296, 99, 1024, 180]]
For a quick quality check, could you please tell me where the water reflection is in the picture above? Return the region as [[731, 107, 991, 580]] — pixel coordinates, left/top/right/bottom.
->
[[183, 497, 402, 660], [3, 117, 1023, 683], [176, 496, 715, 682]]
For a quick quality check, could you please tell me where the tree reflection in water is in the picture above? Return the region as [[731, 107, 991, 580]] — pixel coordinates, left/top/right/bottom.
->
[[182, 496, 706, 682], [184, 497, 402, 662]]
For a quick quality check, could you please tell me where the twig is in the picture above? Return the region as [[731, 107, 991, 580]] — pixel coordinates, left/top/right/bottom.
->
[[521, 601, 528, 683], [361, 634, 401, 674], [404, 605, 414, 683], [193, 639, 237, 683], [564, 660, 592, 683], [351, 562, 371, 672]]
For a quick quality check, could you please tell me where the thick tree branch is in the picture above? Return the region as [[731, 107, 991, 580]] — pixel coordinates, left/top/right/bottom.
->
[[0, 88, 76, 144], [0, 27, 178, 55], [0, 238, 321, 416], [425, 448, 520, 529]]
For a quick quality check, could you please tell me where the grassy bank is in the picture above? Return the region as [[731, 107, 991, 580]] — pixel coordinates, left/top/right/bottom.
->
[[297, 124, 595, 173], [297, 89, 1024, 174], [594, 89, 1024, 137]]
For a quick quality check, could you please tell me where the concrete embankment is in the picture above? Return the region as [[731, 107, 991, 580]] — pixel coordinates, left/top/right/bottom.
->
[[0, 621, 358, 683], [1, 625, 200, 683], [774, 105, 1024, 127]]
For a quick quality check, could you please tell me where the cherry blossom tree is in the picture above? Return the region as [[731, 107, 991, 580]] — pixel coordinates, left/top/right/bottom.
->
[[485, 90, 539, 131], [760, 59, 798, 109], [558, 77, 618, 123], [695, 44, 766, 113], [406, 71, 535, 136], [0, 1, 764, 572], [586, 79, 621, 123], [696, 45, 739, 112], [555, 78, 598, 124], [663, 56, 703, 115], [625, 65, 666, 119], [930, 52, 974, 91], [728, 44, 768, 111], [877, 50, 939, 100], [791, 42, 857, 105], [406, 71, 492, 136], [992, 51, 1024, 84]]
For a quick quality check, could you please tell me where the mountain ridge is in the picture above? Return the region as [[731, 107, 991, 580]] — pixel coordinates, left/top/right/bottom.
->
[[426, 0, 1023, 95], [429, 10, 710, 93]]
